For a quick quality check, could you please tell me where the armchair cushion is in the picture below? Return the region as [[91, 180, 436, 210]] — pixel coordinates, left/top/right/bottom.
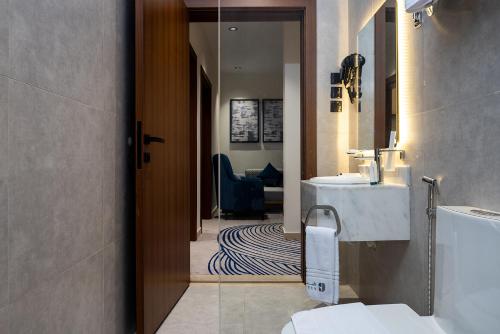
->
[[213, 154, 265, 214], [258, 163, 283, 187]]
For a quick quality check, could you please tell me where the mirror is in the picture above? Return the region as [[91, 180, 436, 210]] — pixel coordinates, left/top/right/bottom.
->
[[355, 0, 397, 149]]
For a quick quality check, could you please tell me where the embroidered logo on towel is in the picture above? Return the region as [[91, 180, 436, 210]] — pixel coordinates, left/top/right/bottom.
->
[[306, 282, 326, 293]]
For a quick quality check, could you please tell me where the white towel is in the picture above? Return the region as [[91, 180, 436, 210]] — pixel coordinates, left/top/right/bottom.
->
[[305, 226, 339, 305], [291, 303, 390, 334]]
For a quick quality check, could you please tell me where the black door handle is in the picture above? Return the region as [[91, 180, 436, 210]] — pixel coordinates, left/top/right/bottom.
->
[[137, 121, 143, 169], [144, 134, 165, 145]]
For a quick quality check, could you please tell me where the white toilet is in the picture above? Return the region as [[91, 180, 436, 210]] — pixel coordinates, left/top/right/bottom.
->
[[283, 206, 500, 333]]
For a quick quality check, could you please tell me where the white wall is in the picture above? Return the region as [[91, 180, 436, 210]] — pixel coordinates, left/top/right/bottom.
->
[[283, 22, 301, 235], [317, 0, 350, 176], [190, 23, 218, 232], [220, 72, 283, 174]]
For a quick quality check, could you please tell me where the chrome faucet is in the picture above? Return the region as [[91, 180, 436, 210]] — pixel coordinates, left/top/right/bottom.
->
[[373, 148, 406, 184]]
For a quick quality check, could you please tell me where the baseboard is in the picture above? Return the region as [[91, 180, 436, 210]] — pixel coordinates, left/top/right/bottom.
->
[[187, 278, 360, 299], [190, 274, 303, 283], [284, 231, 301, 241]]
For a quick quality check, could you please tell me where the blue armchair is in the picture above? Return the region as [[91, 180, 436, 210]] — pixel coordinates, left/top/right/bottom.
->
[[213, 154, 265, 217]]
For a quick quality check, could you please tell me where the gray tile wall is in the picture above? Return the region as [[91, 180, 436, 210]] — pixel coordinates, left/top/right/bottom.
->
[[352, 0, 500, 315], [0, 0, 135, 332]]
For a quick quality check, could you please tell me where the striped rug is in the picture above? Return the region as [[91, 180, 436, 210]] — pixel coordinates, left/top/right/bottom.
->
[[208, 223, 301, 275]]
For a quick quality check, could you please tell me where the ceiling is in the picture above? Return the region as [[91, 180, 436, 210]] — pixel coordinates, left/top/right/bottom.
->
[[194, 22, 284, 74]]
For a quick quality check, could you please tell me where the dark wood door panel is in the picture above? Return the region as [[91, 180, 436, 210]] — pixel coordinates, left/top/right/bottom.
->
[[136, 0, 190, 333]]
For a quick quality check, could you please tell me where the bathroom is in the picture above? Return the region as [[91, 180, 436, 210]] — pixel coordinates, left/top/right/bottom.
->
[[161, 0, 500, 332], [1, 0, 500, 333]]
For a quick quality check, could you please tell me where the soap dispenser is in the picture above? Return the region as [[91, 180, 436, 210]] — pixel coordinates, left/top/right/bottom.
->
[[369, 160, 379, 185]]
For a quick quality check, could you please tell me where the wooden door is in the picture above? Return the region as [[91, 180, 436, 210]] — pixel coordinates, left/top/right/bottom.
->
[[136, 0, 190, 333]]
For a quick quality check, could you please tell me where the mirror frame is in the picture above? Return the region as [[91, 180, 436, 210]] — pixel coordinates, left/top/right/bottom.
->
[[373, 2, 398, 148]]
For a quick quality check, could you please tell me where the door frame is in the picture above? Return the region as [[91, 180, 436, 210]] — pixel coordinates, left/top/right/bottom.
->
[[374, 4, 387, 148], [186, 0, 317, 180], [189, 48, 213, 242], [189, 45, 198, 241], [187, 1, 317, 284], [199, 67, 213, 224]]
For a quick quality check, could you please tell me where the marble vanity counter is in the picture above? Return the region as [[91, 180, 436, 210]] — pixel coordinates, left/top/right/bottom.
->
[[301, 181, 410, 241]]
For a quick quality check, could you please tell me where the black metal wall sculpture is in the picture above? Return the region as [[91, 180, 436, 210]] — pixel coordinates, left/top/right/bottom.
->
[[340, 53, 366, 104]]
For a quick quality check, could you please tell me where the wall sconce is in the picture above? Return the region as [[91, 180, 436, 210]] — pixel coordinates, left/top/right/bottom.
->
[[406, 0, 439, 28], [340, 53, 365, 104]]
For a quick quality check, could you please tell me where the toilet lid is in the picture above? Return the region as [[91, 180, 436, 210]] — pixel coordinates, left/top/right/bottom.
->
[[281, 321, 295, 334], [283, 304, 446, 334], [367, 305, 445, 334]]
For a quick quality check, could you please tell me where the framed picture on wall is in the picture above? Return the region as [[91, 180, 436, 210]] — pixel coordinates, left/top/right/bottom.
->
[[262, 99, 283, 143], [230, 99, 260, 143]]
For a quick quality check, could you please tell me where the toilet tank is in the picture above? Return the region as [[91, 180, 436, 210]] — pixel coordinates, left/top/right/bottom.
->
[[435, 206, 500, 333]]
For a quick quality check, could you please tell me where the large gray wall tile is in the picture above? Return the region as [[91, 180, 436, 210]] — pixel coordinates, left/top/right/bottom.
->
[[0, 179, 7, 309], [0, 306, 8, 333], [422, 105, 483, 206], [423, 1, 500, 111], [478, 92, 500, 211], [0, 77, 7, 179], [9, 253, 103, 334], [115, 109, 130, 240], [0, 0, 8, 75], [7, 81, 103, 300], [421, 91, 500, 212], [101, 0, 117, 114], [0, 77, 8, 308], [10, 0, 103, 108], [103, 239, 127, 334], [1, 0, 134, 331], [103, 111, 117, 245]]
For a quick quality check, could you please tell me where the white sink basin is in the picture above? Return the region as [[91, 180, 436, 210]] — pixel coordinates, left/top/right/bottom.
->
[[301, 181, 410, 241], [309, 173, 370, 185]]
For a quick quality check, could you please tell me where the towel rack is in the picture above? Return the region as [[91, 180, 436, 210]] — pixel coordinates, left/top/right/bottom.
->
[[303, 205, 342, 237]]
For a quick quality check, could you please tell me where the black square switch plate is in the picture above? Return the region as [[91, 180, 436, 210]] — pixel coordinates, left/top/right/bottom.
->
[[331, 72, 341, 85], [331, 100, 342, 112]]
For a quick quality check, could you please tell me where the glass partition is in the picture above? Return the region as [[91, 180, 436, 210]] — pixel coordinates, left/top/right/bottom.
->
[[216, 9, 311, 334]]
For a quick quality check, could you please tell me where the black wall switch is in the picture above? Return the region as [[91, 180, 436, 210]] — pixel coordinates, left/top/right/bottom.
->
[[331, 72, 341, 85], [331, 87, 342, 99], [331, 100, 342, 112]]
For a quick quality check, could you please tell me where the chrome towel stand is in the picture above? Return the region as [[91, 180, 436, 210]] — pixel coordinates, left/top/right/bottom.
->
[[303, 205, 342, 237]]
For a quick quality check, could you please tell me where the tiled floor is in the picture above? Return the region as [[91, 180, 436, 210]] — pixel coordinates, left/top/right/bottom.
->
[[177, 216, 357, 333], [190, 214, 285, 275], [157, 283, 358, 334], [156, 283, 317, 334]]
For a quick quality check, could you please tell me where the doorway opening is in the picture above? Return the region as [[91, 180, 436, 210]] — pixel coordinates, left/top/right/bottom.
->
[[189, 20, 303, 283]]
